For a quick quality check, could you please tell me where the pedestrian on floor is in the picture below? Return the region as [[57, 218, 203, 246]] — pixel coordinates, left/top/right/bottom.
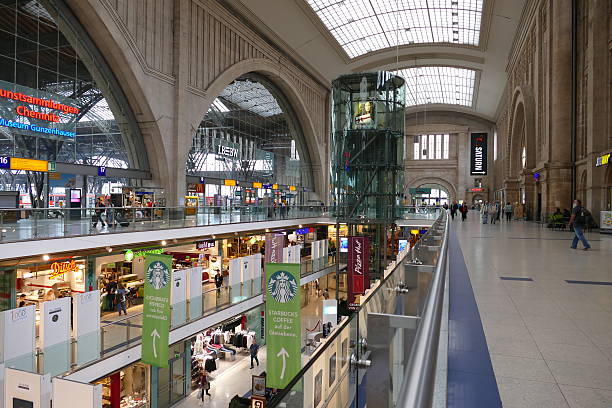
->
[[460, 203, 468, 221], [496, 202, 501, 222], [249, 339, 260, 369], [489, 203, 498, 224], [480, 202, 489, 224], [450, 201, 458, 221], [92, 197, 107, 228], [214, 272, 223, 296], [115, 283, 128, 315], [504, 202, 513, 222], [569, 199, 591, 250], [200, 370, 211, 400]]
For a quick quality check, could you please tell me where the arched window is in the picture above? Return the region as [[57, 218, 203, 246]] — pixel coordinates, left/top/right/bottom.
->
[[521, 145, 527, 169]]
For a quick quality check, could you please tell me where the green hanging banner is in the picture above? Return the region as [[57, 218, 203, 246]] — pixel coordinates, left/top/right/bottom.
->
[[141, 253, 172, 368], [265, 262, 301, 389]]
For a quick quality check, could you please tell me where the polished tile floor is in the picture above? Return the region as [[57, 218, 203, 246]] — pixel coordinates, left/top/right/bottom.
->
[[455, 215, 612, 408]]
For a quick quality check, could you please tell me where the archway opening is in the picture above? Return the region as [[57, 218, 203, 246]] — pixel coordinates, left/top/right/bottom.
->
[[411, 183, 449, 206], [186, 73, 313, 207]]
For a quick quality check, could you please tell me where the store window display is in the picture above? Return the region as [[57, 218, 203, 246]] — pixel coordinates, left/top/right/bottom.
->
[[96, 362, 150, 408]]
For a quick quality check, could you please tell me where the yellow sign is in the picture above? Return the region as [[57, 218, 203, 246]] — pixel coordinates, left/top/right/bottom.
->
[[272, 184, 278, 190], [289, 185, 296, 191], [410, 229, 419, 235], [48, 172, 61, 180], [252, 182, 263, 188], [11, 158, 48, 172], [596, 153, 610, 167], [49, 259, 79, 279], [224, 179, 237, 186]]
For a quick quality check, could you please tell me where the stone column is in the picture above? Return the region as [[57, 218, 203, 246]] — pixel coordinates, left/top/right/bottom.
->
[[545, 0, 573, 212], [457, 132, 469, 202]]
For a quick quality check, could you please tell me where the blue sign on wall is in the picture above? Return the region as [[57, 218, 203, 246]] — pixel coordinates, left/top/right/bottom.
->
[[98, 166, 106, 176], [0, 156, 10, 169]]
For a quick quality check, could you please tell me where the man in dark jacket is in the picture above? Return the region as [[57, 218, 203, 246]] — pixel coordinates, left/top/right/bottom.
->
[[249, 339, 260, 369], [569, 199, 591, 250]]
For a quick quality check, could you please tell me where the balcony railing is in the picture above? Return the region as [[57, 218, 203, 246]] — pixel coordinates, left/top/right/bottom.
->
[[0, 205, 328, 243], [267, 210, 449, 408]]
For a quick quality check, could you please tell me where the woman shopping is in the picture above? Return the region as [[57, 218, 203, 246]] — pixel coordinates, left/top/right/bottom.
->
[[200, 370, 211, 402]]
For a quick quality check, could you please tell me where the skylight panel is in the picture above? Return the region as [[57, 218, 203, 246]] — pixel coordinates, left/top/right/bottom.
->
[[394, 66, 476, 107], [219, 80, 282, 117], [306, 0, 483, 58]]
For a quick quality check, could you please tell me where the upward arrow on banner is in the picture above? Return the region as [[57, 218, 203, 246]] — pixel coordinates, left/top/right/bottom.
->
[[277, 347, 289, 380], [151, 329, 160, 358]]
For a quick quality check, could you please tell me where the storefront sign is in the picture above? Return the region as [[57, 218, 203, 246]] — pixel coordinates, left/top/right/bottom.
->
[[224, 179, 237, 186], [265, 262, 301, 389], [217, 143, 238, 158], [49, 259, 79, 279], [295, 227, 313, 235], [470, 133, 488, 175], [142, 254, 172, 368], [196, 240, 215, 250], [265, 233, 285, 263], [252, 182, 263, 188], [470, 188, 484, 192], [124, 247, 164, 261], [347, 237, 370, 309], [470, 133, 487, 175], [596, 153, 610, 167], [262, 183, 273, 189]]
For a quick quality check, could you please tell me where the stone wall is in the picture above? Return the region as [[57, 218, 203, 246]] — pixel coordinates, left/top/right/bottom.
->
[[64, 0, 330, 204]]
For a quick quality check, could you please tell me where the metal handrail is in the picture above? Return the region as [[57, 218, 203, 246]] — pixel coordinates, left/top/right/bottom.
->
[[396, 211, 449, 407]]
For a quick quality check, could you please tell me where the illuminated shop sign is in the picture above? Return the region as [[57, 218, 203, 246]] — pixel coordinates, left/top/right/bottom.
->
[[262, 183, 273, 189], [596, 153, 610, 167], [470, 188, 484, 192], [217, 144, 238, 158], [295, 227, 314, 235], [196, 240, 215, 249], [49, 259, 79, 279], [252, 182, 263, 188], [470, 133, 488, 175], [0, 81, 80, 139], [124, 247, 164, 261]]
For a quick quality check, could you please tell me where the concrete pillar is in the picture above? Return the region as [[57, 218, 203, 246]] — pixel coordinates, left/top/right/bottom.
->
[[457, 132, 469, 202]]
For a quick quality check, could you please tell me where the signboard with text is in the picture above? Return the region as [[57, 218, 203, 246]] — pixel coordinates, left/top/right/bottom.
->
[[347, 237, 370, 309], [142, 254, 172, 368], [470, 133, 488, 175], [265, 262, 301, 389], [265, 233, 285, 263]]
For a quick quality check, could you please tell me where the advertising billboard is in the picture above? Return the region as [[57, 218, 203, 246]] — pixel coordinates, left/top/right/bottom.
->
[[470, 133, 488, 175]]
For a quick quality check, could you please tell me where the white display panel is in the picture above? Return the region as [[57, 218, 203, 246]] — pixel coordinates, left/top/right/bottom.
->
[[172, 269, 187, 326], [241, 256, 252, 282], [252, 253, 262, 279], [0, 306, 35, 371], [322, 299, 337, 328], [4, 368, 51, 408], [229, 258, 242, 287], [187, 267, 203, 320], [73, 291, 101, 366], [52, 378, 102, 408], [40, 298, 71, 376], [40, 298, 71, 348], [73, 291, 100, 337]]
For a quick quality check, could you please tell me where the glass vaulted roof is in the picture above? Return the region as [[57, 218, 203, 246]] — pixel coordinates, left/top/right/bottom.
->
[[219, 79, 283, 117], [306, 0, 483, 58], [395, 66, 476, 107]]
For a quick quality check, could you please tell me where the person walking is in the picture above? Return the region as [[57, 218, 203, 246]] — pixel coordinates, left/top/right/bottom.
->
[[480, 202, 489, 224], [504, 202, 513, 222], [460, 203, 468, 221], [115, 283, 128, 316], [569, 199, 591, 250], [214, 272, 223, 296], [490, 203, 498, 224], [249, 339, 260, 369], [200, 370, 211, 400], [450, 201, 458, 221], [92, 197, 107, 228]]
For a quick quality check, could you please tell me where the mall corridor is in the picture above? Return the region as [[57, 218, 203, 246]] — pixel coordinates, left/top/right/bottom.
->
[[450, 216, 612, 407]]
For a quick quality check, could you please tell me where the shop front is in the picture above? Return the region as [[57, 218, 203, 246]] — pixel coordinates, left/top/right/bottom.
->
[[95, 361, 150, 408]]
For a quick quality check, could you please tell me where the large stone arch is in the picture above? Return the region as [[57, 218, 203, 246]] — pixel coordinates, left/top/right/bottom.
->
[[507, 86, 536, 178], [405, 176, 458, 201], [181, 58, 327, 198]]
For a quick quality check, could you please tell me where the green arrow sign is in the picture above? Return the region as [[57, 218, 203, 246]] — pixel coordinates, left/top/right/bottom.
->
[[141, 254, 172, 368], [265, 262, 301, 389]]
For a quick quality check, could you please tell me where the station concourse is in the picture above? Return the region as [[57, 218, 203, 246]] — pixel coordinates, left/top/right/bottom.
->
[[0, 0, 611, 408]]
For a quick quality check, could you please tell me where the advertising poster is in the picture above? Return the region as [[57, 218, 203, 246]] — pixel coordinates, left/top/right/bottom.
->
[[347, 237, 370, 309], [265, 233, 285, 263], [0, 305, 35, 371], [265, 262, 301, 389], [600, 211, 612, 233], [40, 297, 71, 376], [470, 133, 488, 175], [74, 291, 101, 365], [188, 267, 203, 320], [142, 254, 172, 368], [171, 269, 187, 327]]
